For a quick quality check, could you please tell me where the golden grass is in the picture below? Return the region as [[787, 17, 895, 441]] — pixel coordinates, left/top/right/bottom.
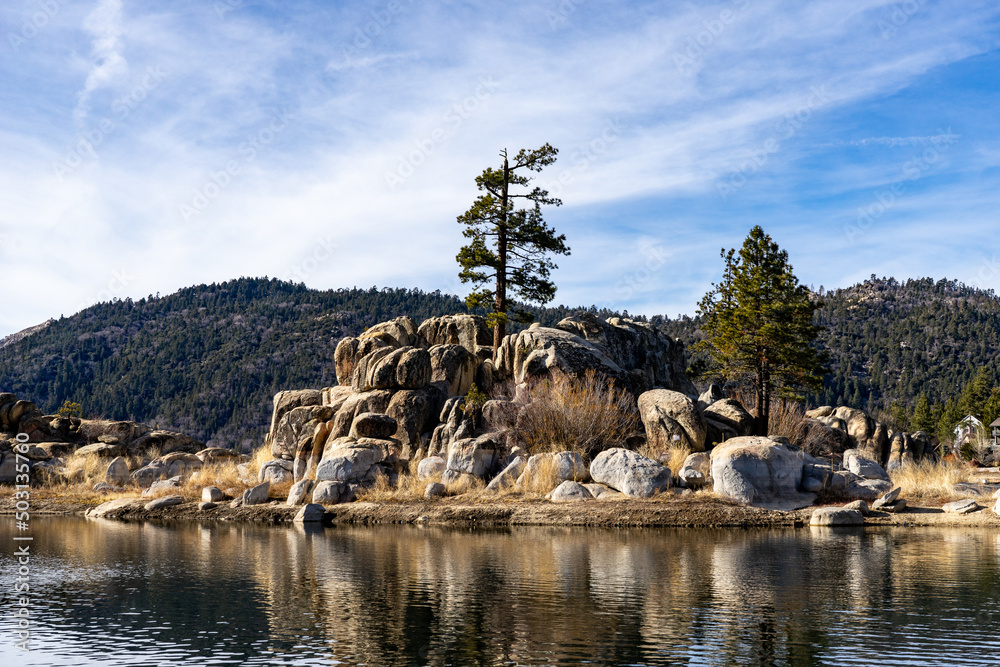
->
[[517, 454, 561, 495], [356, 458, 437, 503], [42, 445, 282, 503], [666, 445, 692, 477], [889, 458, 967, 503], [511, 370, 639, 457]]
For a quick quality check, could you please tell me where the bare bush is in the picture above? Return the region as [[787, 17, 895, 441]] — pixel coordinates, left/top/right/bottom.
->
[[509, 370, 639, 458]]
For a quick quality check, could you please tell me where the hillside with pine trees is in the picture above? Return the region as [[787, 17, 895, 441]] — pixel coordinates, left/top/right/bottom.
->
[[3, 274, 1000, 450], [664, 275, 1000, 438], [0, 278, 624, 450]]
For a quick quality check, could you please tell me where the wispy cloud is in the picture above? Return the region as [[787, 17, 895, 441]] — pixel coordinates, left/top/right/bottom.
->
[[74, 0, 127, 125], [0, 0, 998, 335], [827, 133, 962, 148]]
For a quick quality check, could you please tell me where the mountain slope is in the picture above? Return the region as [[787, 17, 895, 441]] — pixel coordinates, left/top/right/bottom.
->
[[5, 274, 998, 450], [0, 277, 624, 449], [662, 276, 1000, 413]]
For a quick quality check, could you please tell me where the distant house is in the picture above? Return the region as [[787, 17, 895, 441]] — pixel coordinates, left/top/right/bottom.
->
[[953, 415, 984, 447], [991, 418, 1000, 446]]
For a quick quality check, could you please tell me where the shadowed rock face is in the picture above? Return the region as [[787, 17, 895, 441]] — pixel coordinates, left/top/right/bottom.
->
[[493, 313, 696, 396], [553, 313, 697, 395], [711, 437, 815, 510], [638, 389, 707, 452]]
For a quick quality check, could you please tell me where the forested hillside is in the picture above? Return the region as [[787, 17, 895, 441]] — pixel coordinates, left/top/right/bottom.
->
[[4, 274, 1000, 450], [664, 276, 1000, 429], [0, 278, 623, 449]]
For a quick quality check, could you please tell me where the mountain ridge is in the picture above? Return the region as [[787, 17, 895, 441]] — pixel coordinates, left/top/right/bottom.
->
[[3, 274, 998, 448]]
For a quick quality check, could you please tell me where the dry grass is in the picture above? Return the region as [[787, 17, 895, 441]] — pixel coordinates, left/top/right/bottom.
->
[[638, 441, 691, 476], [517, 454, 561, 495], [767, 399, 808, 441], [356, 458, 437, 503], [511, 370, 639, 457], [728, 384, 808, 441], [41, 444, 289, 503], [889, 459, 966, 502], [666, 445, 692, 477]]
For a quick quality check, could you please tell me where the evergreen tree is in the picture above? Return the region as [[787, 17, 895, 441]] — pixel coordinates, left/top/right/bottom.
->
[[959, 366, 993, 417], [937, 397, 963, 444], [911, 393, 935, 433], [456, 144, 570, 352], [983, 388, 1000, 428], [696, 226, 828, 435]]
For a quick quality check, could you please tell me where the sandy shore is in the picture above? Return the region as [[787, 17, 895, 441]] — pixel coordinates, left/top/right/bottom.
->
[[4, 494, 1000, 529]]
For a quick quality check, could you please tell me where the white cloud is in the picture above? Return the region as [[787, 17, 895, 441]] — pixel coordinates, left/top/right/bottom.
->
[[74, 0, 128, 125], [1, 0, 998, 335]]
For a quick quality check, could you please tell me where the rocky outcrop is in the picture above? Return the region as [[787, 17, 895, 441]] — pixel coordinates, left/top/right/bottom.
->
[[637, 390, 707, 452], [385, 386, 446, 455], [677, 452, 711, 489], [547, 480, 594, 502], [552, 313, 697, 394], [267, 389, 322, 445], [711, 437, 814, 510], [351, 346, 432, 392], [495, 325, 622, 387], [335, 337, 388, 386], [429, 345, 480, 397], [428, 397, 479, 457], [417, 314, 491, 356], [444, 433, 502, 482], [269, 404, 333, 460], [316, 436, 398, 488], [887, 431, 935, 471], [358, 316, 420, 349]]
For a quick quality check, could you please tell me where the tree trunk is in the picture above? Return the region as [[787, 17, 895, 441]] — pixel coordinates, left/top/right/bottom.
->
[[493, 151, 510, 355], [755, 369, 766, 436], [761, 361, 771, 436]]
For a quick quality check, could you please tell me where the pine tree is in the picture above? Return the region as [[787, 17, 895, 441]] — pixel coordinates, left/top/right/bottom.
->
[[457, 144, 570, 351], [911, 393, 935, 433], [959, 366, 993, 417], [696, 226, 828, 435], [937, 397, 963, 444]]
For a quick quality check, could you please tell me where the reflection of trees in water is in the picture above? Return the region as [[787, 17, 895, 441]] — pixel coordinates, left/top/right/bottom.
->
[[16, 519, 1000, 665]]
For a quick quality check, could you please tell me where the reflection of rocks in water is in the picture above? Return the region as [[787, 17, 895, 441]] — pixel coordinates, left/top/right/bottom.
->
[[14, 519, 1000, 666]]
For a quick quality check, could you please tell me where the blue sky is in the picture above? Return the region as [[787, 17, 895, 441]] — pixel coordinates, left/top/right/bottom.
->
[[1, 0, 998, 335]]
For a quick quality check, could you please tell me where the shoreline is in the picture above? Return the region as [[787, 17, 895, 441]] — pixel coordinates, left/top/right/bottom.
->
[[5, 495, 1000, 529]]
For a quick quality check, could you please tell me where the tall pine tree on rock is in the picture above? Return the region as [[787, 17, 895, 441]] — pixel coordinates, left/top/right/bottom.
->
[[456, 144, 570, 353], [696, 226, 828, 435]]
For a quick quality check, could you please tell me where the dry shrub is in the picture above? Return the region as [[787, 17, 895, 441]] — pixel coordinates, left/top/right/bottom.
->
[[768, 399, 807, 441], [637, 440, 691, 476], [62, 452, 110, 486], [727, 384, 807, 441], [247, 445, 275, 477], [512, 370, 639, 457], [443, 473, 485, 496], [890, 459, 966, 502], [189, 459, 243, 492], [666, 444, 692, 477]]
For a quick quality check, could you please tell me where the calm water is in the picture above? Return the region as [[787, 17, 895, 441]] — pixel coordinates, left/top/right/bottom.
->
[[3, 518, 1000, 666]]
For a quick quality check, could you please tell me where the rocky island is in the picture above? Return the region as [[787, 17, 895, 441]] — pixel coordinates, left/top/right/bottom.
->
[[3, 313, 999, 529]]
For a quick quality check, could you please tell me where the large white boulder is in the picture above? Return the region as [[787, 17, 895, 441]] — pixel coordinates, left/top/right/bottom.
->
[[711, 437, 814, 510], [589, 448, 671, 498]]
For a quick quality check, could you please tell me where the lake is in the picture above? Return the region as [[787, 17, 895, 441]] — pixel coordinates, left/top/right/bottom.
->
[[3, 517, 1000, 666]]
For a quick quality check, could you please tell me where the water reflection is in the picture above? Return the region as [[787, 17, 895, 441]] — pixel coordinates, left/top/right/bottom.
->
[[2, 518, 1000, 666]]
